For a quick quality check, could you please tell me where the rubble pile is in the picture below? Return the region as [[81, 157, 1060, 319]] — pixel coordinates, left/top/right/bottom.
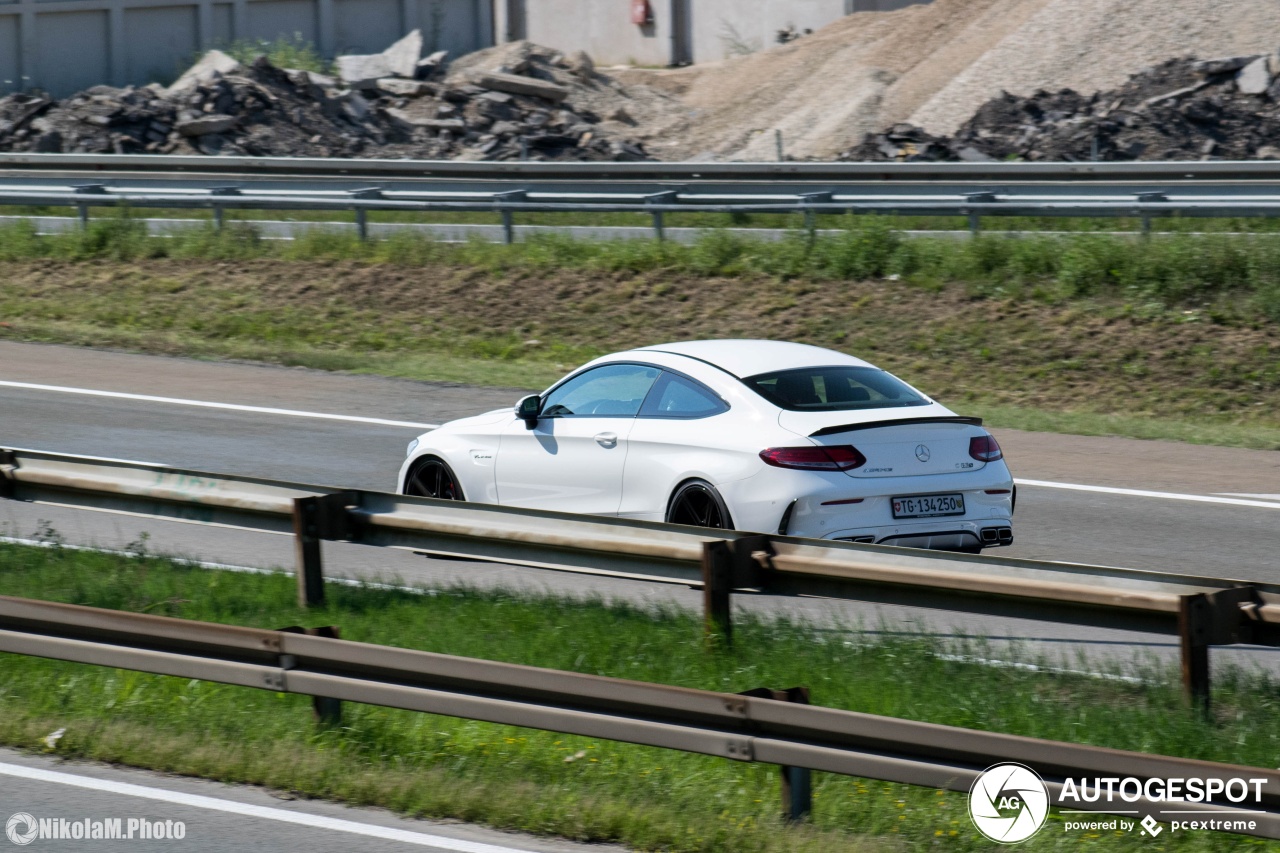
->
[[844, 54, 1280, 162], [0, 34, 653, 161]]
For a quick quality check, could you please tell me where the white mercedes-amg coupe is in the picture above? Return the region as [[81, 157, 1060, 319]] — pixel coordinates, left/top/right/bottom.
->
[[398, 340, 1014, 552]]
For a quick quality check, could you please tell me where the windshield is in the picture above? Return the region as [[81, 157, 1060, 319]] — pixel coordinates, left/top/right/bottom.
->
[[745, 366, 930, 412]]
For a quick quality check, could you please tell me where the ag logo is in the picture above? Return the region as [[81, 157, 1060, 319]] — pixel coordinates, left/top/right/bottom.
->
[[969, 763, 1050, 843], [914, 444, 931, 462]]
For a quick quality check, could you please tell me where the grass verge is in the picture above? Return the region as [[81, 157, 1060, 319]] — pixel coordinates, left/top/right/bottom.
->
[[1, 215, 1278, 448], [16, 207, 1280, 234], [0, 539, 1276, 851]]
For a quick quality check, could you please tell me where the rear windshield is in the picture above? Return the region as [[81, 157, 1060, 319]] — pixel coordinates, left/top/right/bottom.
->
[[746, 366, 930, 412]]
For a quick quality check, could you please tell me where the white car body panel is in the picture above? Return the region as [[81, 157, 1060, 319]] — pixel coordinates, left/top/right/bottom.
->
[[495, 415, 632, 514], [397, 340, 1016, 553]]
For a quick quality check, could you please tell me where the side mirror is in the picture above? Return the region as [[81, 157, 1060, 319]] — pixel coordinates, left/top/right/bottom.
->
[[515, 394, 541, 428]]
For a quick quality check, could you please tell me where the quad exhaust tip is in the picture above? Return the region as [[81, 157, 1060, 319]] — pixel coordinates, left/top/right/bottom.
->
[[981, 527, 1014, 546]]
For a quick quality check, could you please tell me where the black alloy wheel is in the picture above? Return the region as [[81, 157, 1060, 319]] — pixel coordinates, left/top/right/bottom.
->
[[666, 480, 734, 530], [404, 457, 465, 501]]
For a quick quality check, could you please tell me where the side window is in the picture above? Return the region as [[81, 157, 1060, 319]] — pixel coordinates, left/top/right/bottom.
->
[[541, 364, 661, 418], [639, 372, 730, 419]]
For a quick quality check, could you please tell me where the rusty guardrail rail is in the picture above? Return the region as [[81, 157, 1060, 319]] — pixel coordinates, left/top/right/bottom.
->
[[3, 446, 1279, 711], [1, 594, 1278, 836]]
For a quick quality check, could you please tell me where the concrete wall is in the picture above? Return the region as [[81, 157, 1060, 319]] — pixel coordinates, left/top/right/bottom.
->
[[500, 0, 676, 67], [0, 0, 493, 97], [690, 0, 845, 64], [501, 0, 933, 67]]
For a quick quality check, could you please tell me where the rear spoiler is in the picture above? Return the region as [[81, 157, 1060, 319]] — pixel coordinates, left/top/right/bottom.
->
[[809, 415, 983, 438]]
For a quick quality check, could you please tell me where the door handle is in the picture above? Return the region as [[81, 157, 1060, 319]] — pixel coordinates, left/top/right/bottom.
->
[[594, 432, 618, 448]]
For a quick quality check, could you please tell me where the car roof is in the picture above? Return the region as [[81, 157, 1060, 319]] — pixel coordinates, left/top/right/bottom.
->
[[633, 340, 876, 379]]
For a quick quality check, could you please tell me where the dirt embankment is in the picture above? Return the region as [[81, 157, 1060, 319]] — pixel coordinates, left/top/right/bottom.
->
[[2, 258, 1277, 426]]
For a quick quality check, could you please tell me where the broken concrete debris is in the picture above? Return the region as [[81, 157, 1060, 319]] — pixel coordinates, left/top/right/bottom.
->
[[381, 30, 424, 79], [845, 54, 1280, 162], [0, 36, 652, 161], [175, 114, 237, 137]]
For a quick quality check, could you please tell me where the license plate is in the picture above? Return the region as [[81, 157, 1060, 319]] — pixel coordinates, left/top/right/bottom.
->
[[892, 493, 965, 519]]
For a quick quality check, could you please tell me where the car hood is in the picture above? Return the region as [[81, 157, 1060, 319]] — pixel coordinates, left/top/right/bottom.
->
[[428, 408, 511, 435]]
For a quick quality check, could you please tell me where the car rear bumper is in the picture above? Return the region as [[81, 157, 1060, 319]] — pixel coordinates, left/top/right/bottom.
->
[[721, 463, 1015, 551], [821, 518, 1014, 553]]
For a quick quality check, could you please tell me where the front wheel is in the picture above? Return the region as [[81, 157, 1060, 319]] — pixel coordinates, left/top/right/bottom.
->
[[666, 480, 734, 530], [403, 457, 465, 501]]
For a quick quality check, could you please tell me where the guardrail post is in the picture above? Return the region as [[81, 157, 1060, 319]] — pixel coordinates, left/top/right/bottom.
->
[[1179, 594, 1211, 713], [293, 498, 326, 608], [278, 625, 342, 726], [0, 450, 15, 499], [291, 492, 359, 609], [701, 540, 734, 646], [646, 191, 678, 242], [964, 192, 995, 237], [700, 536, 773, 647], [1178, 587, 1260, 717], [495, 190, 527, 244], [800, 192, 832, 242], [349, 189, 382, 242], [73, 184, 106, 231], [1136, 192, 1165, 241], [740, 686, 813, 822], [209, 187, 239, 233]]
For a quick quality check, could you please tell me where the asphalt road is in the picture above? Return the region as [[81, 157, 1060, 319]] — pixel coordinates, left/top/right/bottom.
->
[[2, 339, 1279, 676], [0, 748, 621, 853]]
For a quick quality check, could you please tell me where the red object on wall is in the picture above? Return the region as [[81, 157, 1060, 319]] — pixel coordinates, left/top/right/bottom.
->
[[631, 0, 652, 25]]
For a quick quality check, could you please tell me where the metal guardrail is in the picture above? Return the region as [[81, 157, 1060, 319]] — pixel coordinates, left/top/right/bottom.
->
[[1, 593, 1278, 837], [2, 447, 1278, 712], [5, 154, 1280, 240], [10, 152, 1280, 182]]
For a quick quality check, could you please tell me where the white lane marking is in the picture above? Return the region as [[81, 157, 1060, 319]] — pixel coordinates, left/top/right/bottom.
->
[[0, 762, 529, 852], [1218, 493, 1280, 502], [0, 380, 439, 430], [1016, 479, 1280, 509]]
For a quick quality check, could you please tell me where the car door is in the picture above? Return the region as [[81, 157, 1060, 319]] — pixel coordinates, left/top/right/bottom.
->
[[619, 370, 738, 521], [494, 363, 661, 514]]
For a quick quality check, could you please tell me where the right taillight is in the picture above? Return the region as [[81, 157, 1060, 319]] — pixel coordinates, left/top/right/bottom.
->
[[969, 434, 1003, 462], [760, 445, 867, 471]]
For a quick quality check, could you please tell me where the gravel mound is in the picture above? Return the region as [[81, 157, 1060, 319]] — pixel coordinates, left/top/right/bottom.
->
[[622, 0, 1280, 160], [0, 39, 665, 161], [845, 55, 1280, 161]]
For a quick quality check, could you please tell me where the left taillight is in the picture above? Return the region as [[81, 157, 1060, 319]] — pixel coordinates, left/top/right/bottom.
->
[[759, 445, 867, 471], [969, 434, 1003, 462]]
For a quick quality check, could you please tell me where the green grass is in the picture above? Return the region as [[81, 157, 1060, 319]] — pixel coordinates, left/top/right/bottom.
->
[[4, 216, 1280, 322], [218, 33, 331, 75], [0, 540, 1277, 851], [15, 206, 1280, 233]]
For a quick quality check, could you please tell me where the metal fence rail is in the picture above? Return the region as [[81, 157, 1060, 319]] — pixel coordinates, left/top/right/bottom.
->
[[9, 152, 1280, 183], [3, 446, 1278, 711], [1, 593, 1278, 837], [5, 154, 1280, 240]]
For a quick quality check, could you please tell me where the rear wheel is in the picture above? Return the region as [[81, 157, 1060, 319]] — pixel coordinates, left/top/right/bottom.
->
[[666, 480, 734, 530], [404, 457, 465, 501]]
